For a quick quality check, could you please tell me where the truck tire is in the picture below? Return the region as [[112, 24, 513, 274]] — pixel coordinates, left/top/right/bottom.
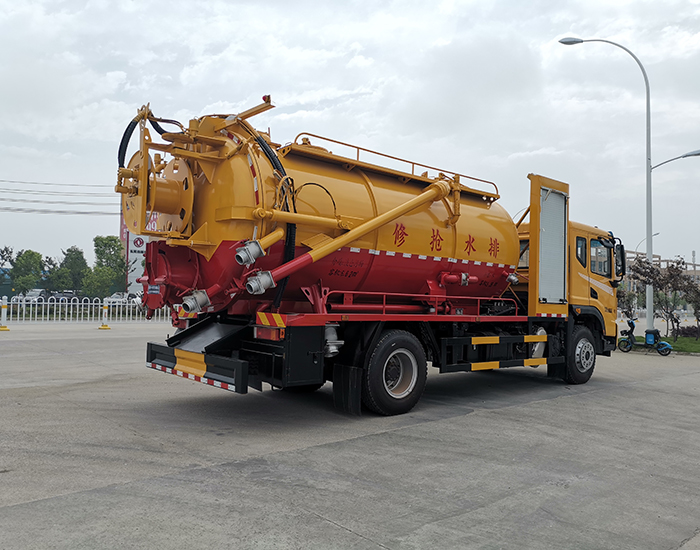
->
[[564, 326, 596, 384], [362, 330, 427, 416]]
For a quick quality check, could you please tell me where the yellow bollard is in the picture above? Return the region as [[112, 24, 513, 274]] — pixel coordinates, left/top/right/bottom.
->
[[0, 296, 9, 331], [98, 303, 111, 330]]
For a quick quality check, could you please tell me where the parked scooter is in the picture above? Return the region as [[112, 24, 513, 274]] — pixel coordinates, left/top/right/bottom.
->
[[617, 317, 672, 356]]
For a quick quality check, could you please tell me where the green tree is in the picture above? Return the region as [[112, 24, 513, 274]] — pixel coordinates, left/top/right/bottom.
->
[[60, 246, 89, 291], [82, 265, 116, 299], [10, 250, 43, 294], [630, 256, 694, 340], [44, 257, 68, 293], [617, 286, 636, 319], [93, 236, 128, 294], [45, 265, 72, 293], [686, 286, 700, 341]]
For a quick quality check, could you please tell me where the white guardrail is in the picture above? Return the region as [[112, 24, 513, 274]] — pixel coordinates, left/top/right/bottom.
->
[[0, 295, 170, 325]]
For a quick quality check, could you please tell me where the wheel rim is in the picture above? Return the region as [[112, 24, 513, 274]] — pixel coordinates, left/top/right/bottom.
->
[[575, 338, 595, 373], [382, 348, 418, 399]]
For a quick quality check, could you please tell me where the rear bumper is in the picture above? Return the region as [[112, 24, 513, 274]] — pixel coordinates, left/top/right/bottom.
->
[[146, 342, 250, 394]]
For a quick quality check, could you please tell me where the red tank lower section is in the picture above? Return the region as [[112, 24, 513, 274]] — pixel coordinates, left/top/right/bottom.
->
[[140, 240, 517, 316]]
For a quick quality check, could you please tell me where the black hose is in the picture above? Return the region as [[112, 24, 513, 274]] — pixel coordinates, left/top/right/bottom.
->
[[118, 118, 139, 168], [273, 223, 296, 308], [118, 113, 181, 168], [149, 119, 167, 136], [253, 136, 296, 309], [255, 136, 284, 172]]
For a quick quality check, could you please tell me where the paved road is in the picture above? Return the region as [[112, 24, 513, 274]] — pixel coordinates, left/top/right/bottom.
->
[[1, 323, 699, 549]]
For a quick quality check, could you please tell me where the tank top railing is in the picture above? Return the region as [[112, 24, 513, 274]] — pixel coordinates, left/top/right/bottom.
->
[[292, 132, 499, 197]]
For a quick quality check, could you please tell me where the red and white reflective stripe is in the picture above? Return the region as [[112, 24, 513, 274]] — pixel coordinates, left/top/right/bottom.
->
[[147, 363, 236, 392], [247, 153, 260, 204], [337, 246, 518, 269], [536, 313, 567, 318]]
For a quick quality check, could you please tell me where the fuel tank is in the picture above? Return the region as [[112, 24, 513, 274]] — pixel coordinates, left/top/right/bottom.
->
[[116, 100, 519, 317]]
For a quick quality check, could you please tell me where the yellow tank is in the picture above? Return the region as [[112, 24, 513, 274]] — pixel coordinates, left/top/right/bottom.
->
[[116, 99, 520, 314]]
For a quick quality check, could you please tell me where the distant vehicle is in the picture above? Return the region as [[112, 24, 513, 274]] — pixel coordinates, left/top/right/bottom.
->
[[21, 289, 49, 303], [104, 292, 137, 305], [52, 290, 81, 301]]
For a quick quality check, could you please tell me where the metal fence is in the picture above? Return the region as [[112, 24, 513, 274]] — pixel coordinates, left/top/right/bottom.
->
[[1, 296, 170, 325]]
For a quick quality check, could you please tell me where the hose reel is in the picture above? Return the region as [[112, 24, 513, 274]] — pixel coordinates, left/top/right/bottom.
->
[[116, 112, 194, 237]]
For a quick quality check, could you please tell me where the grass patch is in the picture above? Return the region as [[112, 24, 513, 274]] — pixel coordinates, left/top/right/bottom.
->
[[660, 337, 700, 354], [619, 336, 700, 354]]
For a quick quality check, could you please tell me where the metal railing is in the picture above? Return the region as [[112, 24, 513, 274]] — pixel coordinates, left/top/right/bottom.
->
[[1, 296, 170, 324]]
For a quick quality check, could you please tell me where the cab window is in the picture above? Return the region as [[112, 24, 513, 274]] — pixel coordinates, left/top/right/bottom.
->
[[590, 239, 611, 277], [518, 240, 529, 269], [576, 237, 587, 268]]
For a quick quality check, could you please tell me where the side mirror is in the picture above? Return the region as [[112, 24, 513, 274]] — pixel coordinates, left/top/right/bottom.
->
[[615, 243, 626, 277]]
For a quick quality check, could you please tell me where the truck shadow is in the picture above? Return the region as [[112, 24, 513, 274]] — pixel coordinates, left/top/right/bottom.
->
[[134, 367, 599, 433]]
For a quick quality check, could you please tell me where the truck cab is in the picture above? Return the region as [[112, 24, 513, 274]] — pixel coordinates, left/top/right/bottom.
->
[[515, 213, 623, 361]]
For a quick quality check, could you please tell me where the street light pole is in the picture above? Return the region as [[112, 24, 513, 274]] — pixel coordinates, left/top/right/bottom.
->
[[559, 37, 655, 331], [651, 149, 700, 170], [635, 232, 660, 255]]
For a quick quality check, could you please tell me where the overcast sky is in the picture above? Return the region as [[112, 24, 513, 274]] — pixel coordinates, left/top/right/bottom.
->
[[1, 0, 699, 265]]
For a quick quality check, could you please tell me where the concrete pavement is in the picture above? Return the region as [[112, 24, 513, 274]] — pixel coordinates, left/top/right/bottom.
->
[[1, 323, 700, 549]]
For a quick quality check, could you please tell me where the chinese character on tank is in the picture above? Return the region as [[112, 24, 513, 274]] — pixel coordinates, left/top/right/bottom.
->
[[464, 234, 476, 255], [430, 229, 443, 252], [488, 237, 500, 258], [393, 223, 409, 247]]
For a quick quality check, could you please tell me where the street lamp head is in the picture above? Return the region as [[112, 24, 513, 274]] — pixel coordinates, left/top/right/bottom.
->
[[681, 149, 700, 159], [559, 37, 584, 46]]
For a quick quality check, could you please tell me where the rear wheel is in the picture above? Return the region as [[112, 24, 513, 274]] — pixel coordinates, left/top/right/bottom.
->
[[362, 330, 427, 415], [657, 345, 672, 357], [564, 326, 596, 384], [617, 338, 632, 352]]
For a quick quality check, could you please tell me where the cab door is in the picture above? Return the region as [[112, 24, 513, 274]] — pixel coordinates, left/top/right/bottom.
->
[[569, 232, 590, 308], [588, 236, 617, 336]]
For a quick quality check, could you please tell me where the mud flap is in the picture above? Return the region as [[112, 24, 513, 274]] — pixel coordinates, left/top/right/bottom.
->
[[333, 364, 362, 416]]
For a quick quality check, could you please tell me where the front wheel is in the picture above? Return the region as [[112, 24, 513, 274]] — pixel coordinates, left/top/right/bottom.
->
[[617, 338, 632, 353], [362, 330, 427, 416], [564, 326, 596, 384]]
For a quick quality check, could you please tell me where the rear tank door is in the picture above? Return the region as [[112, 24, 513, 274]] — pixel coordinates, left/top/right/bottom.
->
[[526, 174, 569, 318]]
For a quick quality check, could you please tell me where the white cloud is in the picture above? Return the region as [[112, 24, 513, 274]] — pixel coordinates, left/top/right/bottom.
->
[[1, 0, 699, 261]]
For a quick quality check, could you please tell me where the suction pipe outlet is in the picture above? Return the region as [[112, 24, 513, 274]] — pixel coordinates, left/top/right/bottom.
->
[[235, 228, 286, 266], [245, 271, 276, 295], [181, 290, 211, 313]]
